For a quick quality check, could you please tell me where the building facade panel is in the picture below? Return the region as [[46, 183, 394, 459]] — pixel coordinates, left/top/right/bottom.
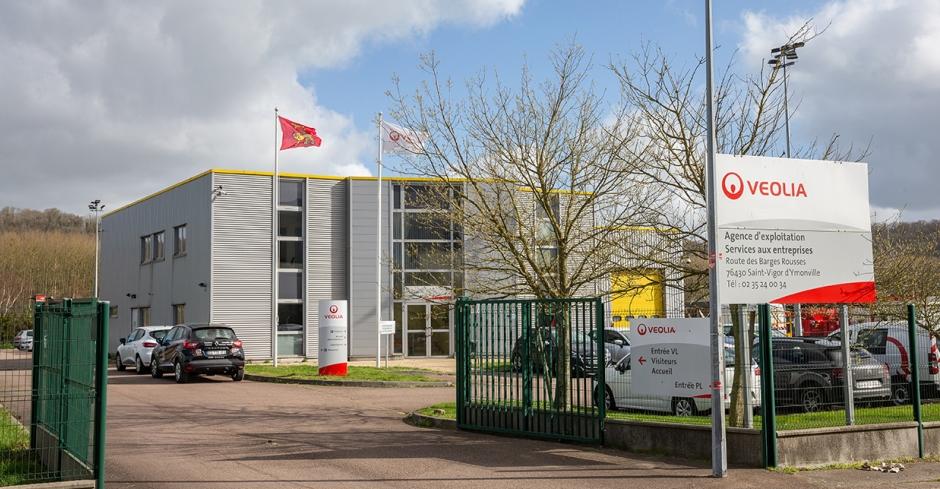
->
[[210, 172, 274, 360], [99, 173, 212, 351], [305, 178, 348, 357]]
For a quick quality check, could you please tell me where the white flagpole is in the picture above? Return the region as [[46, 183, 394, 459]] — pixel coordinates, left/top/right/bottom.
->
[[273, 107, 280, 367], [376, 112, 383, 368]]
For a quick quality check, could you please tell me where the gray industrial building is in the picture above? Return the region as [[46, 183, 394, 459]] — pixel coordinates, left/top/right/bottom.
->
[[101, 168, 683, 361]]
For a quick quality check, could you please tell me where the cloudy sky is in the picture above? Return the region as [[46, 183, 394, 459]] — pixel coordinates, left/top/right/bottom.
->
[[0, 0, 935, 221]]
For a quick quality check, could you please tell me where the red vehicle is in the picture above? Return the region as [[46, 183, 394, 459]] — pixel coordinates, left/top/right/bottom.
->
[[799, 307, 840, 337]]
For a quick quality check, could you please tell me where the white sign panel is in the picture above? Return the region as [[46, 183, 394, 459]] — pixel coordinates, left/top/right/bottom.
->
[[379, 320, 396, 335], [318, 300, 348, 375], [628, 318, 711, 398], [716, 155, 875, 304]]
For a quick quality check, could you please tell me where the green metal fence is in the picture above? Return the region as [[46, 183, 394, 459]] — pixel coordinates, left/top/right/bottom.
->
[[0, 299, 109, 486], [455, 297, 605, 443]]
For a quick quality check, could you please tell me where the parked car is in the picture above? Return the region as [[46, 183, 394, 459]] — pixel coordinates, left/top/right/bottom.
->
[[596, 347, 761, 416], [754, 338, 891, 412], [116, 326, 171, 374], [827, 321, 940, 404], [150, 324, 245, 383], [13, 330, 33, 352], [510, 327, 601, 378], [601, 328, 631, 365]]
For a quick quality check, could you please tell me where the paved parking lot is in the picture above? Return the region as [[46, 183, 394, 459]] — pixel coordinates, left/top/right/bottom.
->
[[104, 369, 940, 488]]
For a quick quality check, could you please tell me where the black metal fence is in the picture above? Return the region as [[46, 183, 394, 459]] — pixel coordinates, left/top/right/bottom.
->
[[0, 299, 108, 486]]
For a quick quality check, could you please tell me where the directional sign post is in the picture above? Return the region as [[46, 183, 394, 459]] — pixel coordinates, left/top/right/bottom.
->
[[629, 318, 711, 398]]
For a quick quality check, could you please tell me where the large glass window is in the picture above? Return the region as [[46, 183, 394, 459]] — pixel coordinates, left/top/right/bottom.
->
[[140, 235, 153, 263], [173, 225, 187, 257], [172, 304, 185, 325], [278, 272, 303, 300], [405, 271, 451, 287], [279, 179, 304, 207], [404, 213, 450, 240], [405, 185, 448, 209], [279, 241, 303, 269], [277, 303, 303, 357], [405, 242, 452, 269], [278, 211, 303, 237], [278, 303, 304, 326]]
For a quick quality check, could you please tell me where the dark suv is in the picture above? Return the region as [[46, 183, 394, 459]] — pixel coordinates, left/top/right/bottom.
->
[[754, 338, 890, 412], [150, 324, 245, 383]]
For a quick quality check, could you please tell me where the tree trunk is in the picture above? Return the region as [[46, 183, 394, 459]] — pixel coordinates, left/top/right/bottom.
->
[[554, 307, 571, 410], [728, 304, 745, 427]]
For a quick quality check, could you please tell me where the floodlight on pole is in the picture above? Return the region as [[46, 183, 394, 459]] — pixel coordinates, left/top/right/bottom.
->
[[88, 199, 105, 298], [768, 42, 803, 158]]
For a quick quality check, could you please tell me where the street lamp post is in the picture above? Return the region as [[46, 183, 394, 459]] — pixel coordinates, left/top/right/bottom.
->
[[88, 200, 105, 297], [769, 42, 804, 336]]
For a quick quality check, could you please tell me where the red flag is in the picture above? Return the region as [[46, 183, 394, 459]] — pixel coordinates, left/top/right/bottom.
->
[[278, 116, 322, 150]]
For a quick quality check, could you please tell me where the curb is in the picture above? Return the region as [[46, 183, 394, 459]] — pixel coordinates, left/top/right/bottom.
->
[[244, 374, 453, 388], [405, 411, 457, 430], [12, 481, 95, 489]]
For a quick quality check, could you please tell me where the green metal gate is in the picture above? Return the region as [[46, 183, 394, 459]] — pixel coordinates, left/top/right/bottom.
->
[[31, 299, 108, 486], [455, 297, 605, 443]]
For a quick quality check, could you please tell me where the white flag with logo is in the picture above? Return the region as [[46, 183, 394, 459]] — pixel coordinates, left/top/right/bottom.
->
[[381, 120, 426, 154]]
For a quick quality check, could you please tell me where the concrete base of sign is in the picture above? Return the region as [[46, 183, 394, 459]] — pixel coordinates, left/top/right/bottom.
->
[[776, 422, 920, 467]]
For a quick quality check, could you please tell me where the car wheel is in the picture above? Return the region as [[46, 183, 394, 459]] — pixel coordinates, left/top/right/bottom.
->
[[892, 383, 910, 406], [151, 358, 163, 379], [800, 385, 823, 413], [232, 369, 244, 382], [135, 356, 145, 375], [593, 385, 616, 411], [174, 360, 189, 384], [115, 354, 126, 371], [672, 397, 697, 417]]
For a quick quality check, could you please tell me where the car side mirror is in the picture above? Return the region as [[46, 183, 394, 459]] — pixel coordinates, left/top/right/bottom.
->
[[613, 339, 624, 346], [119, 338, 126, 345]]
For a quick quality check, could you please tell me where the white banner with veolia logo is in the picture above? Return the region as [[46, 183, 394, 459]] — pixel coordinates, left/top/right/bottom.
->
[[628, 318, 711, 398], [715, 155, 875, 305], [318, 300, 348, 376]]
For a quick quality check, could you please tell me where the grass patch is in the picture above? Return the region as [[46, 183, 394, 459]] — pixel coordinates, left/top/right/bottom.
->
[[416, 402, 457, 419], [245, 364, 446, 383], [0, 407, 45, 487]]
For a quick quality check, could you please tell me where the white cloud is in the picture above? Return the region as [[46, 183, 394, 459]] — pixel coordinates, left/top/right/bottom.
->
[[0, 0, 524, 213], [739, 0, 940, 221]]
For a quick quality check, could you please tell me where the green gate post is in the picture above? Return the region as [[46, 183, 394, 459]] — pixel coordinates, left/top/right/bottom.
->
[[594, 298, 606, 442], [30, 301, 42, 451], [93, 301, 109, 488], [758, 304, 777, 468], [908, 304, 924, 459], [455, 298, 463, 426]]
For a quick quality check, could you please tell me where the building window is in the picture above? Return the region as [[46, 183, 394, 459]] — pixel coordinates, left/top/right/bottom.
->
[[132, 307, 151, 328], [279, 241, 303, 269], [141, 235, 153, 263], [404, 213, 450, 240], [405, 242, 452, 270], [174, 225, 187, 257], [278, 210, 303, 237], [279, 179, 304, 207], [109, 305, 118, 318], [277, 303, 303, 357], [172, 304, 185, 325], [153, 231, 165, 261], [278, 271, 303, 300]]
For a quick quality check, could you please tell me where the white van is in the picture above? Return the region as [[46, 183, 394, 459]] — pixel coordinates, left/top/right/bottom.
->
[[828, 321, 940, 404]]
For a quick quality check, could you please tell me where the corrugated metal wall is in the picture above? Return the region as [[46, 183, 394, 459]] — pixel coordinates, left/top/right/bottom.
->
[[99, 173, 213, 352], [347, 178, 393, 357], [211, 172, 273, 360], [305, 178, 348, 357], [602, 228, 685, 318]]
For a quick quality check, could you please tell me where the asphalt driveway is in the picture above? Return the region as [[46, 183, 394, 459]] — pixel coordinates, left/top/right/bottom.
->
[[105, 370, 940, 488]]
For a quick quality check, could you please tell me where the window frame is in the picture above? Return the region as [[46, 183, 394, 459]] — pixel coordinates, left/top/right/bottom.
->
[[140, 235, 153, 264], [153, 231, 165, 261], [173, 224, 187, 257], [172, 303, 185, 325]]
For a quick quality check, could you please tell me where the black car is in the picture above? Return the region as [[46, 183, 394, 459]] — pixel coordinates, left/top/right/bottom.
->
[[753, 338, 890, 412], [150, 324, 245, 383], [510, 328, 600, 378]]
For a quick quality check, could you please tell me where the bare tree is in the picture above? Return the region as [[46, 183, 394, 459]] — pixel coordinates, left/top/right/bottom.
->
[[389, 44, 653, 409], [610, 22, 867, 426], [871, 221, 940, 333]]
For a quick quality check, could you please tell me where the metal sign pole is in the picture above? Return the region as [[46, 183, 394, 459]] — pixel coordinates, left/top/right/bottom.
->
[[840, 305, 854, 425], [704, 0, 727, 477]]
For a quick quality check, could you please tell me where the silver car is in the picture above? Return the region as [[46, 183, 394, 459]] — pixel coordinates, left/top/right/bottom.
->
[[13, 330, 33, 352], [116, 326, 172, 374]]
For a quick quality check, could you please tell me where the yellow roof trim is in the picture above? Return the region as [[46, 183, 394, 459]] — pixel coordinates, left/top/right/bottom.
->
[[210, 168, 347, 181]]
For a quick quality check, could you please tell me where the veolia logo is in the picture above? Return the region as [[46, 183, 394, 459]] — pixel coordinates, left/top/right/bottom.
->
[[325, 303, 344, 320], [721, 172, 745, 200], [636, 323, 648, 336], [722, 172, 808, 200], [636, 323, 677, 335], [329, 305, 339, 314]]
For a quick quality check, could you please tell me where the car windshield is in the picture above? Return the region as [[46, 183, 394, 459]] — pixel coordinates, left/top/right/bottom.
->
[[193, 327, 236, 342], [26, 331, 33, 337], [150, 330, 168, 341]]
